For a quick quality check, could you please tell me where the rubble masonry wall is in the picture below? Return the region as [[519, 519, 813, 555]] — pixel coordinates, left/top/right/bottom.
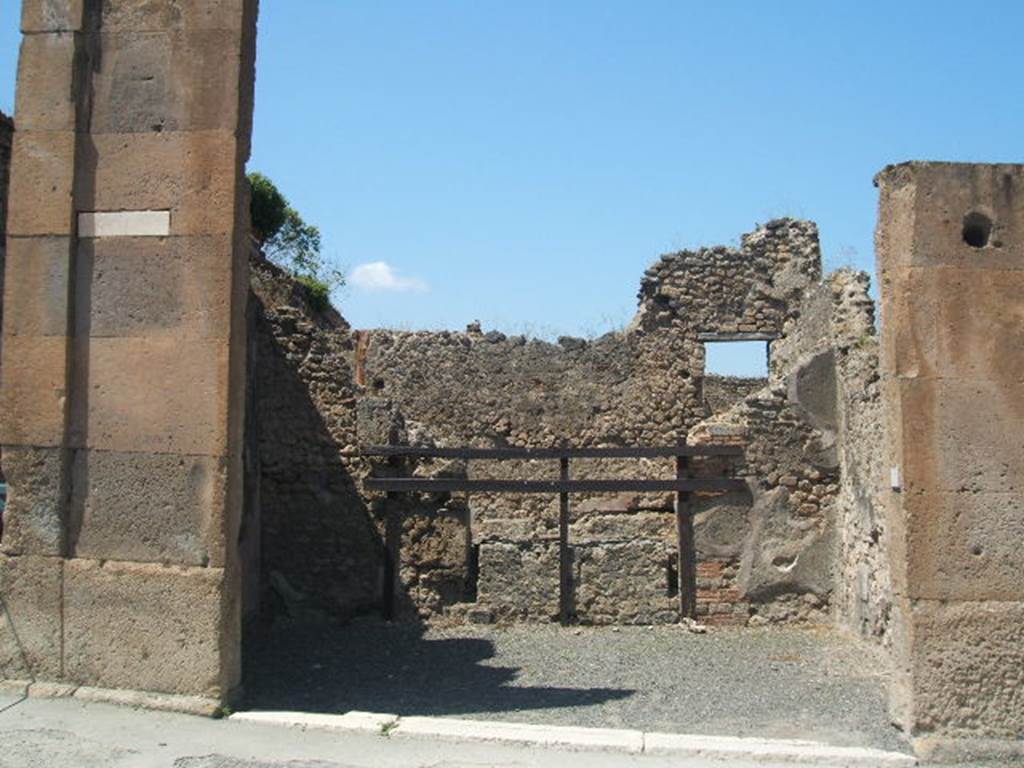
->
[[250, 219, 869, 627]]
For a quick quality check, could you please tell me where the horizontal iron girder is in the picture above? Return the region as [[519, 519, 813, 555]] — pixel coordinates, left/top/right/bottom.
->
[[359, 445, 743, 460], [363, 477, 748, 494]]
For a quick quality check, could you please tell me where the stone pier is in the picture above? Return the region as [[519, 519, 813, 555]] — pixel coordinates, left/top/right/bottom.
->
[[875, 162, 1024, 761], [0, 0, 257, 706]]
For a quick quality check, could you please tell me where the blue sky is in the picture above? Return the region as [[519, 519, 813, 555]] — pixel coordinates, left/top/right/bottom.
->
[[2, 2, 1022, 374]]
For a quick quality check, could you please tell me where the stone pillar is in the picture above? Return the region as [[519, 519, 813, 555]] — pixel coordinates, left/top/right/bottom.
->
[[875, 162, 1024, 761], [0, 0, 257, 707]]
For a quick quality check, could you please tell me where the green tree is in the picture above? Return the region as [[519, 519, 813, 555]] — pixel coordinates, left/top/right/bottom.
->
[[247, 171, 344, 311]]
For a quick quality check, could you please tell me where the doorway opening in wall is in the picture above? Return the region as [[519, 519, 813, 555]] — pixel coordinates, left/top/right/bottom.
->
[[701, 340, 769, 416]]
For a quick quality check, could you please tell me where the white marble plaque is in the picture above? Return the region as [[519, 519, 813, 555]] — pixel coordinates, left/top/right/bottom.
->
[[78, 210, 171, 238]]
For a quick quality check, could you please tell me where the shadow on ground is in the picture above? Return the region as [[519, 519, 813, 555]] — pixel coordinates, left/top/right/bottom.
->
[[243, 620, 910, 754], [243, 618, 635, 717]]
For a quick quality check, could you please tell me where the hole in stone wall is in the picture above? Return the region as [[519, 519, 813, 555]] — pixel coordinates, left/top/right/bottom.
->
[[666, 557, 678, 598], [703, 341, 769, 378], [962, 212, 992, 248]]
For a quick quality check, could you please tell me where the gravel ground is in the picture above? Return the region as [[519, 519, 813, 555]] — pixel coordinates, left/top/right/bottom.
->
[[244, 620, 910, 754]]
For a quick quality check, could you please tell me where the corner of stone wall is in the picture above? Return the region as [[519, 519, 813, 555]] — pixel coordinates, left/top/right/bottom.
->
[[0, 110, 11, 411], [1, 2, 258, 703], [874, 162, 1024, 753], [246, 250, 385, 625], [825, 269, 893, 646]]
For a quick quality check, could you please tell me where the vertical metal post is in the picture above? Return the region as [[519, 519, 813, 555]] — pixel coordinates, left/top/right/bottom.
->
[[559, 456, 572, 625], [675, 454, 697, 620]]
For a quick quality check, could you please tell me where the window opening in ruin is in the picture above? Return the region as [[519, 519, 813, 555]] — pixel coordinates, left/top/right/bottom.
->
[[703, 341, 769, 378], [962, 212, 992, 248]]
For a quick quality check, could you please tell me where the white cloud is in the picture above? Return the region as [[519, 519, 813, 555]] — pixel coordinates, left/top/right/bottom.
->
[[349, 261, 429, 293]]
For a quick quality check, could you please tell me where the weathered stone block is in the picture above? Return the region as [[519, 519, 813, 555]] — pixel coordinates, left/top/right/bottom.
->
[[14, 31, 80, 131], [693, 490, 754, 559], [88, 29, 244, 134], [788, 350, 837, 431], [75, 235, 234, 340], [20, 0, 84, 32], [99, 0, 250, 32], [574, 539, 677, 624], [0, 555, 63, 681], [64, 559, 232, 697], [401, 509, 469, 572], [68, 337, 230, 456], [477, 542, 559, 621], [887, 267, 1024, 383], [898, 377, 1024, 495], [910, 164, 1023, 269], [6, 131, 75, 237], [876, 163, 1024, 271], [0, 446, 67, 556], [737, 487, 833, 603], [0, 335, 69, 448], [3, 236, 72, 338], [73, 131, 239, 237], [69, 450, 228, 566], [355, 397, 405, 447], [904, 491, 1024, 602], [907, 599, 1024, 739], [571, 511, 674, 545], [474, 516, 553, 543]]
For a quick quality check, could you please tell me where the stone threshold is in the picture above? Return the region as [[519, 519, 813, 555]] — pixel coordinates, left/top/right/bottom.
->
[[231, 710, 918, 766]]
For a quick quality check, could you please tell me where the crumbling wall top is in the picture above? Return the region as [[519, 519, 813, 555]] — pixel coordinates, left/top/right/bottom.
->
[[635, 218, 821, 337]]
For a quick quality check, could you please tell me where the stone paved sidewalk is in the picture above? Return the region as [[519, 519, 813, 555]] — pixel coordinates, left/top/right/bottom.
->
[[0, 693, 913, 768]]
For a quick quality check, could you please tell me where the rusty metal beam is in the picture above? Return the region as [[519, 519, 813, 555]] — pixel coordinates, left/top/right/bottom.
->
[[363, 477, 747, 494], [360, 445, 743, 460]]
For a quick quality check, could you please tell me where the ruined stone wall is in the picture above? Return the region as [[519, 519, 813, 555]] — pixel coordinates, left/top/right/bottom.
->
[[337, 320, 697, 624], [688, 373, 838, 625], [248, 218, 861, 628], [352, 220, 836, 625], [247, 253, 384, 620], [702, 376, 766, 416], [828, 273, 892, 643], [765, 269, 892, 641], [638, 219, 821, 338]]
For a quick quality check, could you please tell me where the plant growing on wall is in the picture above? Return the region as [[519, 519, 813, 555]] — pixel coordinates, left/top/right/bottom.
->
[[248, 171, 344, 311]]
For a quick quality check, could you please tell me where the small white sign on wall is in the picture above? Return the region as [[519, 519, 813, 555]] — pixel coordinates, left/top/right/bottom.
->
[[78, 210, 171, 238]]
